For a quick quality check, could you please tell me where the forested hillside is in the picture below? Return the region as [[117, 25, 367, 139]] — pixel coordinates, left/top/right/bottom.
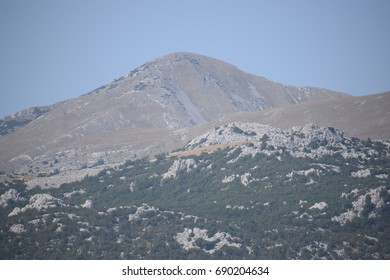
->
[[1, 123, 389, 259]]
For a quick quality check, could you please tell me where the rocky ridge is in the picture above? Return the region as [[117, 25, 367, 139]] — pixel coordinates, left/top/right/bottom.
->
[[185, 122, 389, 161], [0, 106, 50, 136]]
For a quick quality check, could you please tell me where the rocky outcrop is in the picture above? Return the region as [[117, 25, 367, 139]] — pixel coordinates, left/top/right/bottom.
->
[[81, 199, 93, 209], [63, 189, 86, 198], [240, 173, 252, 186], [185, 122, 389, 162], [332, 187, 388, 224], [309, 202, 328, 210], [351, 169, 371, 178], [128, 204, 157, 222], [0, 189, 25, 207], [8, 193, 63, 216], [29, 194, 61, 210], [222, 174, 238, 183], [162, 159, 197, 179], [25, 167, 104, 189], [175, 227, 241, 254], [221, 173, 257, 186], [0, 106, 50, 136], [9, 224, 26, 234]]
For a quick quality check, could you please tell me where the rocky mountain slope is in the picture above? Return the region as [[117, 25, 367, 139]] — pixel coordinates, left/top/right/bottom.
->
[[1, 52, 389, 260], [0, 52, 348, 174], [0, 106, 50, 136], [1, 123, 389, 259], [217, 91, 390, 141]]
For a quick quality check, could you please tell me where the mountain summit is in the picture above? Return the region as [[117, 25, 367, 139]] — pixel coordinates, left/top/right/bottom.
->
[[78, 52, 348, 129], [0, 52, 348, 174]]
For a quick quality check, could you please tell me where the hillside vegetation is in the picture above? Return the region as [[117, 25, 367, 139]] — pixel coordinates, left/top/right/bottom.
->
[[1, 123, 389, 259]]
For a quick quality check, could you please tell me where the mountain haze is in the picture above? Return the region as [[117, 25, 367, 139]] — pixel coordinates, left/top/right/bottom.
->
[[0, 52, 348, 174]]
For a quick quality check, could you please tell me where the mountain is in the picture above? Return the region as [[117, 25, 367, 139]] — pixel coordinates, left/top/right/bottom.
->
[[215, 91, 390, 140], [0, 52, 348, 174], [1, 51, 389, 259], [1, 123, 389, 259]]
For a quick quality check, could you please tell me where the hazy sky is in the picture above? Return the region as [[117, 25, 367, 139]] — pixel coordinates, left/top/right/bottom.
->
[[1, 0, 389, 118]]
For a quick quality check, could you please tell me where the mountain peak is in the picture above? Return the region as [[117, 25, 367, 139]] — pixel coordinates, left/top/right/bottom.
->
[[158, 51, 207, 61], [0, 53, 350, 174], [79, 52, 348, 130], [156, 51, 221, 64]]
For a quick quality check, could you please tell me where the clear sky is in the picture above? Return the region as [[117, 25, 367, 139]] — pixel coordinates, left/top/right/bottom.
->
[[1, 0, 389, 118]]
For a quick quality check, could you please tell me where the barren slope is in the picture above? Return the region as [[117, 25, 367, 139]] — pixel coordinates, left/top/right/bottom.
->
[[0, 52, 348, 173], [214, 92, 390, 140]]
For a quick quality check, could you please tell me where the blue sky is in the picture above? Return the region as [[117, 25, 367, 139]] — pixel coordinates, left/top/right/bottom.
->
[[1, 0, 389, 118]]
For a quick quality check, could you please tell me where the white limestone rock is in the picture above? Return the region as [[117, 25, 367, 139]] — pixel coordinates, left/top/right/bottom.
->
[[129, 182, 135, 192], [222, 174, 237, 183], [128, 204, 157, 221], [162, 158, 197, 179], [175, 227, 241, 254], [286, 168, 318, 178], [8, 207, 22, 217], [311, 163, 341, 173], [0, 189, 24, 207], [10, 224, 26, 234], [351, 169, 371, 178], [63, 189, 86, 198], [29, 194, 58, 210], [240, 173, 252, 186], [375, 174, 389, 179], [8, 193, 63, 216], [184, 122, 388, 164], [309, 202, 328, 210], [332, 186, 388, 224], [81, 199, 93, 209]]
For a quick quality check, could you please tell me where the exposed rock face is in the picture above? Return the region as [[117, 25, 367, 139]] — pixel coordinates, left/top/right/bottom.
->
[[222, 174, 237, 183], [0, 106, 50, 136], [185, 122, 389, 161], [0, 189, 24, 207], [287, 168, 318, 178], [217, 91, 390, 141], [162, 158, 197, 179], [29, 194, 59, 210], [63, 189, 86, 198], [128, 204, 157, 222], [309, 202, 328, 210], [81, 199, 93, 209], [240, 173, 255, 186], [25, 167, 104, 189], [175, 227, 241, 254], [332, 187, 388, 224], [187, 123, 343, 151], [8, 193, 63, 216], [351, 169, 371, 178], [9, 224, 26, 234]]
